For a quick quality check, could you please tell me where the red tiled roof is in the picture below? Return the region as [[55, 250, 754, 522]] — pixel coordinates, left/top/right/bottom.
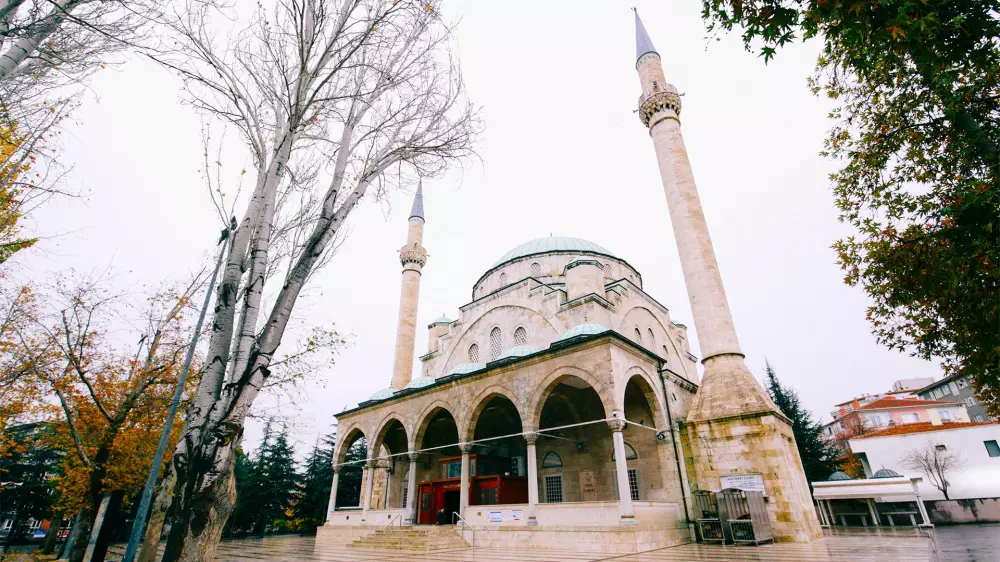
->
[[856, 397, 958, 410], [852, 420, 998, 439]]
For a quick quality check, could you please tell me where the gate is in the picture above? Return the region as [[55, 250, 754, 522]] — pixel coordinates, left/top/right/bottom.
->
[[693, 488, 773, 545]]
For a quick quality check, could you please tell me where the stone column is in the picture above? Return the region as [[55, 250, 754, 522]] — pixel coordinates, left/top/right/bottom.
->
[[406, 453, 419, 524], [609, 419, 636, 524], [815, 501, 827, 527], [459, 444, 472, 518], [824, 500, 836, 527], [867, 498, 880, 527], [911, 479, 933, 527], [525, 432, 539, 526], [362, 460, 376, 511], [326, 468, 341, 520]]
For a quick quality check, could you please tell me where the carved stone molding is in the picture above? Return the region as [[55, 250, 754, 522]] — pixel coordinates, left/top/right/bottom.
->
[[638, 89, 682, 127]]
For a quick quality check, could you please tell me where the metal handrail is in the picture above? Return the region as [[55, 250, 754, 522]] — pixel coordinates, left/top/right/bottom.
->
[[385, 513, 402, 530], [452, 512, 475, 549]]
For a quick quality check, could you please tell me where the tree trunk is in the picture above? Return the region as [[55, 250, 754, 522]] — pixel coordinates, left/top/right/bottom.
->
[[68, 499, 98, 562], [137, 467, 177, 562], [0, 0, 83, 80], [161, 446, 238, 562], [41, 517, 63, 554]]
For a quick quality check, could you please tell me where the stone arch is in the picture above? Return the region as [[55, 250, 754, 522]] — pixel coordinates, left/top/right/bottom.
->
[[411, 400, 462, 451], [464, 385, 527, 442], [440, 302, 562, 371], [620, 367, 668, 429], [621, 305, 695, 382], [528, 365, 615, 431], [370, 413, 409, 457], [334, 424, 368, 466]]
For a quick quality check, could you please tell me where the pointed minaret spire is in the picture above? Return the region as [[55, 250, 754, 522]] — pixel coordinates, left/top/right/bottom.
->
[[633, 8, 657, 62], [409, 180, 425, 220], [390, 182, 428, 390]]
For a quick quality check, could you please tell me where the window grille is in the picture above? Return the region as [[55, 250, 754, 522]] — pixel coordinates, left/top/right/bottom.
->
[[544, 475, 563, 503], [402, 487, 408, 509], [613, 468, 641, 501], [966, 396, 979, 407], [662, 345, 669, 362], [514, 326, 527, 346], [489, 328, 503, 360], [541, 451, 563, 468], [634, 328, 642, 345], [531, 262, 541, 276], [604, 264, 613, 279], [469, 344, 480, 363], [499, 272, 508, 286], [957, 377, 969, 388], [647, 328, 655, 346], [611, 442, 639, 461]]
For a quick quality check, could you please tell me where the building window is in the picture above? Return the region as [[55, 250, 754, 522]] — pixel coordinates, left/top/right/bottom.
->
[[901, 413, 919, 423], [985, 440, 1000, 458], [974, 414, 985, 422], [402, 487, 408, 508], [647, 328, 655, 347], [468, 344, 480, 363], [935, 444, 947, 452], [613, 469, 641, 501], [541, 451, 563, 468], [531, 262, 541, 276], [499, 272, 508, 286], [957, 377, 969, 389], [489, 327, 503, 360], [940, 410, 952, 421], [634, 328, 642, 345], [604, 264, 613, 279], [514, 326, 527, 346], [949, 382, 960, 395], [544, 475, 563, 503], [611, 442, 639, 461], [966, 396, 979, 407]]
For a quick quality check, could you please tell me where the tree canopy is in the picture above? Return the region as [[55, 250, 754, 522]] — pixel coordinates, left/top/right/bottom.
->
[[702, 0, 1000, 416]]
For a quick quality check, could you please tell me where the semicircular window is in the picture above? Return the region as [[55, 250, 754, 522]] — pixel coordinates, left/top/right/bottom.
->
[[513, 326, 527, 346], [542, 451, 563, 468], [611, 442, 639, 462]]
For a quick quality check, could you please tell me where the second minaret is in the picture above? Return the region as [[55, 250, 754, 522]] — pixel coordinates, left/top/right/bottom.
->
[[390, 182, 427, 390]]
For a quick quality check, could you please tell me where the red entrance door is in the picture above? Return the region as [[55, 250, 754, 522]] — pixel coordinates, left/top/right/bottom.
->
[[418, 483, 435, 524]]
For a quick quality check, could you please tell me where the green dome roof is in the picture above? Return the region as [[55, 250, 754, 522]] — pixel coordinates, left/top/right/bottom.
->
[[828, 471, 854, 481], [556, 323, 609, 342], [497, 345, 539, 360], [872, 468, 903, 479], [447, 363, 485, 376], [368, 387, 396, 401], [404, 376, 435, 390], [492, 237, 616, 267], [430, 315, 454, 325]]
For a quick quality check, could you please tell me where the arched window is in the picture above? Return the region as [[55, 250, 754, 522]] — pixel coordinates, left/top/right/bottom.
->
[[468, 344, 480, 363], [499, 272, 508, 286], [542, 451, 563, 468], [513, 326, 527, 346], [530, 262, 541, 276], [604, 263, 613, 279], [611, 442, 639, 461], [662, 345, 669, 363], [634, 328, 642, 345], [647, 328, 655, 346], [489, 328, 503, 360]]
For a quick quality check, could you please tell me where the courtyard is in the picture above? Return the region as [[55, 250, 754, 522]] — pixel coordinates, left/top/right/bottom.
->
[[108, 524, 996, 562]]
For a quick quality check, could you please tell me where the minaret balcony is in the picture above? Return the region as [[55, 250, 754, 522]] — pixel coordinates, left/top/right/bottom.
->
[[400, 245, 428, 267], [638, 90, 682, 127]]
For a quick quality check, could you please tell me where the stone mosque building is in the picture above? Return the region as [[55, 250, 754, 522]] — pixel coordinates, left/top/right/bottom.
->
[[318, 12, 821, 553]]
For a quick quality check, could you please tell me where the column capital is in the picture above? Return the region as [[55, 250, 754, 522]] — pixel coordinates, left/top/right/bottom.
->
[[523, 432, 539, 445], [459, 443, 473, 454], [408, 452, 420, 463], [332, 466, 342, 474], [365, 459, 378, 469], [607, 418, 626, 432]]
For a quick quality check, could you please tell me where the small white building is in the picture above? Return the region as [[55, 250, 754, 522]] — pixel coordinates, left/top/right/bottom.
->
[[848, 420, 1000, 501]]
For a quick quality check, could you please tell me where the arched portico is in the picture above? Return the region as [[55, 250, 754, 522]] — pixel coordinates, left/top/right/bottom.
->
[[329, 427, 368, 514], [527, 366, 615, 431], [369, 416, 409, 510], [464, 385, 526, 442]]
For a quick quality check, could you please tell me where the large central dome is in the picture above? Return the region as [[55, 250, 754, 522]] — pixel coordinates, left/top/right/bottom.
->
[[492, 236, 617, 267]]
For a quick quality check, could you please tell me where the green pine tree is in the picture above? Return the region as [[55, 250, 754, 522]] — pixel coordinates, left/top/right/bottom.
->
[[295, 432, 335, 533], [256, 424, 299, 534], [224, 445, 258, 537], [763, 361, 839, 487], [335, 438, 367, 508]]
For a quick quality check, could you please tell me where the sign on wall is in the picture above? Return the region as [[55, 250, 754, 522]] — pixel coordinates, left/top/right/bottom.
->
[[720, 473, 767, 496], [488, 511, 502, 523]]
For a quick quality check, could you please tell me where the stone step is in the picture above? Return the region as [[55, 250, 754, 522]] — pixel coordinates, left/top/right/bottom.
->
[[347, 526, 469, 551]]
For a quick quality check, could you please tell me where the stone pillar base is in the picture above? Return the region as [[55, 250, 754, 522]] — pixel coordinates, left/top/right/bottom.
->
[[618, 516, 638, 527]]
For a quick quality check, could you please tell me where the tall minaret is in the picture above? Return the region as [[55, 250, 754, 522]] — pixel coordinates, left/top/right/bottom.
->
[[390, 182, 427, 390], [633, 10, 821, 542]]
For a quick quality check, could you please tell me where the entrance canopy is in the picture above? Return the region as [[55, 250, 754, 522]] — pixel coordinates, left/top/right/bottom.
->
[[812, 477, 920, 501]]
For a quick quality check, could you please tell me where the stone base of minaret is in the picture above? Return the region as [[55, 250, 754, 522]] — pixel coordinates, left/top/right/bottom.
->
[[681, 356, 823, 543]]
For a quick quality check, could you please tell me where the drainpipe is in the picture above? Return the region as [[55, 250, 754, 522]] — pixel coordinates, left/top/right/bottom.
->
[[659, 367, 693, 530]]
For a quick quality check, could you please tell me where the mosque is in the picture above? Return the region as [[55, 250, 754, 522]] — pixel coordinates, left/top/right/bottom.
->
[[317, 12, 821, 553]]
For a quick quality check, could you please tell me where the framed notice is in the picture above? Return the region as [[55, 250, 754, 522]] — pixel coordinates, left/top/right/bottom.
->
[[511, 510, 522, 521], [502, 509, 513, 522], [720, 473, 766, 496], [488, 511, 502, 523]]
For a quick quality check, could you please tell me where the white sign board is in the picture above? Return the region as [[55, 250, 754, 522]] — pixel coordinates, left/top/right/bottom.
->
[[720, 473, 766, 496], [511, 510, 522, 521], [488, 511, 502, 523]]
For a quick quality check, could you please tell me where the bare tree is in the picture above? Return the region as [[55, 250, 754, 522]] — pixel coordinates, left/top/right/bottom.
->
[[901, 442, 966, 500], [143, 0, 479, 559]]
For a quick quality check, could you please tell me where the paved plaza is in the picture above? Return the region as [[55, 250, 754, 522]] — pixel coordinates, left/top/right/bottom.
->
[[118, 523, 997, 562]]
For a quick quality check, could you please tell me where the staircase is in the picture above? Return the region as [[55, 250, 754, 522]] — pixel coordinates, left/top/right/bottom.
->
[[347, 526, 470, 551]]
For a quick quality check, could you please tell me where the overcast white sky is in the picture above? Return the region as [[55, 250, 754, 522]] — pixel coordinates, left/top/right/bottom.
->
[[16, 0, 943, 453]]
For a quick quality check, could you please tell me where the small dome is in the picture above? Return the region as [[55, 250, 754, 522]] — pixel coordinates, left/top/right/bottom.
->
[[872, 468, 903, 479], [368, 387, 396, 401], [827, 471, 854, 481], [492, 237, 617, 268], [497, 345, 538, 360], [556, 323, 609, 342], [431, 315, 453, 325], [404, 376, 435, 390], [447, 363, 485, 376]]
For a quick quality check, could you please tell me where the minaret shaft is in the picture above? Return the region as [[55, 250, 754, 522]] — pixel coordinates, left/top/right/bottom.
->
[[390, 185, 427, 390]]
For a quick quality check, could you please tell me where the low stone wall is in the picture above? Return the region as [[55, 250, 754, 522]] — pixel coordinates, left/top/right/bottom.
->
[[314, 524, 378, 547], [926, 498, 1000, 524], [468, 525, 691, 554], [325, 508, 406, 526]]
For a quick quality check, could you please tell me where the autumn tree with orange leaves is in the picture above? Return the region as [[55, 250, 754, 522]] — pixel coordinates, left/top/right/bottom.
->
[[3, 272, 202, 562]]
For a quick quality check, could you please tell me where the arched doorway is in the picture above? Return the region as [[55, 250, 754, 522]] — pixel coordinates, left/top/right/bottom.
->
[[620, 375, 668, 501], [371, 418, 408, 510], [335, 429, 367, 508], [467, 394, 529, 507], [413, 406, 460, 524], [536, 375, 613, 503]]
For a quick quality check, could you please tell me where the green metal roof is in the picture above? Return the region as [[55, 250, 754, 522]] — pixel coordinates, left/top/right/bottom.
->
[[497, 345, 539, 360], [492, 237, 617, 268], [827, 471, 854, 481], [872, 468, 903, 479], [447, 363, 485, 376], [556, 323, 610, 342], [404, 376, 435, 390], [368, 387, 396, 401]]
